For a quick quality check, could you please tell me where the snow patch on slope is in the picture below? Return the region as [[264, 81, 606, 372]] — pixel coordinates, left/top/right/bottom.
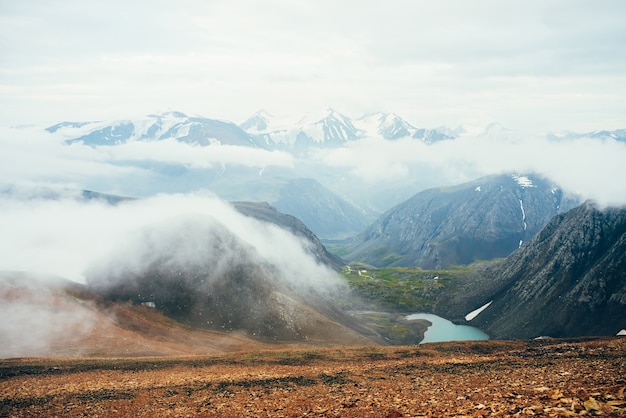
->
[[465, 300, 493, 321], [512, 174, 536, 188]]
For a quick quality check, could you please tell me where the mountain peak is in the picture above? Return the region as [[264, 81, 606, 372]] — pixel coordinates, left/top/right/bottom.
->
[[148, 111, 188, 119], [240, 110, 274, 132], [319, 107, 348, 122]]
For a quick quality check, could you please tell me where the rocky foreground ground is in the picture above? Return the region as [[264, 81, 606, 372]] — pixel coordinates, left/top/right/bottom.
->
[[1, 337, 625, 417]]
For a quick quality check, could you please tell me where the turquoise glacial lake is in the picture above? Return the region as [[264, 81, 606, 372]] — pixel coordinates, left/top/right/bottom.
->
[[406, 313, 489, 343]]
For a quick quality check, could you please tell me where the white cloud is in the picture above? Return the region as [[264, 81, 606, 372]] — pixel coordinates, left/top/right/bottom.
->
[[0, 126, 293, 196], [1, 0, 624, 131], [0, 272, 100, 358], [0, 126, 142, 190], [0, 190, 345, 357], [106, 140, 294, 170], [0, 192, 341, 292], [317, 131, 626, 208]]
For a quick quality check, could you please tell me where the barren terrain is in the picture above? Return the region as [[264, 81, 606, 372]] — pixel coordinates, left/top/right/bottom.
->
[[2, 337, 625, 417]]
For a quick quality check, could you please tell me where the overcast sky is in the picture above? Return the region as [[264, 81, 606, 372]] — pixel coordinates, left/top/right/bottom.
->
[[1, 0, 625, 131]]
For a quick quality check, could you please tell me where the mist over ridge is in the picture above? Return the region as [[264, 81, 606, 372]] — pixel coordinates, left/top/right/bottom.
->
[[2, 111, 626, 291], [3, 113, 626, 215], [0, 190, 343, 292]]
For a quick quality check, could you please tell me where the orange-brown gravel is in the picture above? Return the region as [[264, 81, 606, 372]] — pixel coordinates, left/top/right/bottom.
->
[[1, 338, 625, 417]]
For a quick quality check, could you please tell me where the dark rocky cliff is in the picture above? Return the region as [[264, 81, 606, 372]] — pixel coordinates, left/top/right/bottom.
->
[[437, 201, 626, 339]]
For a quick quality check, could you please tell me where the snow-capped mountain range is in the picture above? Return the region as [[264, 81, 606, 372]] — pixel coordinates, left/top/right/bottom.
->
[[45, 109, 460, 150], [44, 109, 626, 151], [547, 128, 626, 142], [239, 108, 457, 148], [46, 111, 256, 147]]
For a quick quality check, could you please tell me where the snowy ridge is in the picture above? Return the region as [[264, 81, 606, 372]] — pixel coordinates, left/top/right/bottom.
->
[[48, 111, 193, 143], [239, 110, 304, 135], [354, 112, 416, 140], [548, 128, 626, 142], [240, 108, 458, 147], [47, 112, 256, 147], [45, 108, 510, 150]]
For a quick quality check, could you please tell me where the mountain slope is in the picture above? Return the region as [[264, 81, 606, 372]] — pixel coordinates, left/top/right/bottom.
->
[[0, 271, 273, 358], [206, 175, 373, 240], [437, 201, 626, 339], [343, 174, 579, 269], [271, 178, 373, 240], [354, 112, 454, 143]]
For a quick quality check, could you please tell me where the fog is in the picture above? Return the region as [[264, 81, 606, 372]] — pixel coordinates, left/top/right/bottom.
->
[[4, 124, 626, 210], [316, 129, 626, 208], [0, 126, 294, 196], [0, 189, 350, 357], [0, 191, 341, 291], [0, 272, 100, 358], [1, 123, 625, 289]]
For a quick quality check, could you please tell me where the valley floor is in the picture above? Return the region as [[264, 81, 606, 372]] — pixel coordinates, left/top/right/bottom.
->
[[1, 337, 625, 417]]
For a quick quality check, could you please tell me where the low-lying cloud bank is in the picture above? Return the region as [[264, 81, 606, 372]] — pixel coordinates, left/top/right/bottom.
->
[[0, 191, 350, 356], [316, 130, 626, 208], [0, 126, 294, 196], [3, 124, 626, 208], [0, 191, 342, 292], [0, 272, 100, 358]]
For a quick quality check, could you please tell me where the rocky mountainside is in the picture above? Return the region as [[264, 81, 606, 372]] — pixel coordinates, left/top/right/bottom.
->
[[437, 201, 626, 339], [4, 338, 625, 416], [343, 174, 580, 269]]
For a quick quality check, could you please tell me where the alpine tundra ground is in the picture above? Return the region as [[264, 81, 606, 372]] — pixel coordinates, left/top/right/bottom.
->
[[1, 337, 625, 417]]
